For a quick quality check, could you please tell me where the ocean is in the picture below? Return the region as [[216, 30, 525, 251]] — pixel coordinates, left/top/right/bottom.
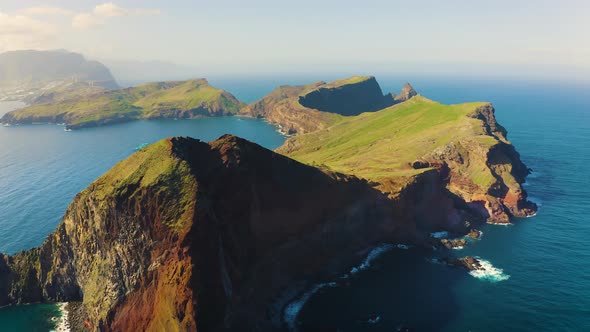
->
[[0, 76, 588, 331]]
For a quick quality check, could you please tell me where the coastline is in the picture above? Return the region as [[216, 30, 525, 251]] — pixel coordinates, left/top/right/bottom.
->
[[52, 303, 69, 332]]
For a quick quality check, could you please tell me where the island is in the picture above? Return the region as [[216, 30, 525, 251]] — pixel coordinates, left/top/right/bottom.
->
[[0, 77, 536, 331], [1, 79, 244, 129]]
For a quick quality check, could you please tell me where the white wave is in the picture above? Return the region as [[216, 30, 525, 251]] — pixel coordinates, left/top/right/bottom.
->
[[452, 246, 464, 250], [50, 302, 70, 332], [396, 244, 411, 250], [284, 244, 395, 331], [468, 258, 510, 282], [350, 244, 394, 275], [430, 231, 449, 239], [283, 282, 337, 332]]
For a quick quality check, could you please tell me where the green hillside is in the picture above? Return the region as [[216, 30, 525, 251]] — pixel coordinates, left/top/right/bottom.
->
[[1, 79, 244, 129], [277, 96, 508, 193]]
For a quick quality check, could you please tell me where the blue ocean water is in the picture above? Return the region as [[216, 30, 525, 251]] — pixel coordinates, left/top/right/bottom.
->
[[0, 76, 589, 331]]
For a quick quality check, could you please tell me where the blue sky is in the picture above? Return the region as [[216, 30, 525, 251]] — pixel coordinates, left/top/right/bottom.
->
[[0, 1, 588, 78]]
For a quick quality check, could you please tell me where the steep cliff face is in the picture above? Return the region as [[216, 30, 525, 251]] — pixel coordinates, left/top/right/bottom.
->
[[240, 76, 409, 135], [298, 76, 393, 116], [0, 135, 463, 331], [418, 104, 536, 223]]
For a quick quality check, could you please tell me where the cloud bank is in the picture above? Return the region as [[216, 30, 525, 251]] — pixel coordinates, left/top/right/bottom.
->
[[0, 11, 57, 52], [73, 2, 161, 29]]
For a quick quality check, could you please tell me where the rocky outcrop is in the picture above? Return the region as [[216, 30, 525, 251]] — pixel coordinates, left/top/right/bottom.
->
[[0, 135, 466, 331], [442, 256, 484, 271], [418, 104, 537, 223], [393, 83, 417, 102]]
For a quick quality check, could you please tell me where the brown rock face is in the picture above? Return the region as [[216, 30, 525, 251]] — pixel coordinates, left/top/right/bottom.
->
[[420, 104, 537, 223]]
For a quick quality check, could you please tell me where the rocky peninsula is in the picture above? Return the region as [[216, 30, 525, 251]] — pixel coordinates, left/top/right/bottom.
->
[[0, 76, 536, 331]]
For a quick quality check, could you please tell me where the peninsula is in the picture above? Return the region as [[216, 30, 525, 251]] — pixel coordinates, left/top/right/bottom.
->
[[0, 77, 536, 331]]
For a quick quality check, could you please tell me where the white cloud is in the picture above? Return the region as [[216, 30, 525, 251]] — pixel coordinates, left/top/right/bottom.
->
[[21, 6, 74, 16], [0, 11, 57, 52], [94, 3, 128, 17], [72, 13, 104, 29], [72, 2, 160, 29]]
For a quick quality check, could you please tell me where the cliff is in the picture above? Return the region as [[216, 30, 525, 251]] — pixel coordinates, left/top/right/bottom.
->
[[0, 135, 462, 330], [240, 76, 410, 135], [277, 96, 536, 224], [1, 79, 244, 129]]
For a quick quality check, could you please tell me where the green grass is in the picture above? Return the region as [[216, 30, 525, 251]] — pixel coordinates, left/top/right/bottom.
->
[[2, 79, 244, 128], [322, 76, 373, 88], [278, 96, 498, 183]]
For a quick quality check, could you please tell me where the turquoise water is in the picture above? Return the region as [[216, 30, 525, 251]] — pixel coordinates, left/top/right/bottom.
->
[[0, 304, 62, 332], [0, 77, 589, 331]]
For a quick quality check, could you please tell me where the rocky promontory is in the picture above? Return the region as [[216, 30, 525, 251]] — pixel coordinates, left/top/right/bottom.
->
[[278, 96, 537, 225], [240, 76, 414, 135]]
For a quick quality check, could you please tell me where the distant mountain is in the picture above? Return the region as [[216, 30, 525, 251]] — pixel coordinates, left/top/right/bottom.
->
[[0, 50, 118, 90]]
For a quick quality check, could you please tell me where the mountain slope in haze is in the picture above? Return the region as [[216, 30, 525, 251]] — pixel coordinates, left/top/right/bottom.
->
[[278, 96, 537, 223], [240, 76, 408, 135], [1, 79, 244, 129], [0, 50, 118, 90]]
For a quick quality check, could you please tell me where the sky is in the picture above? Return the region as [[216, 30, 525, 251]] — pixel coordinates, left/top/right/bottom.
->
[[0, 0, 589, 79]]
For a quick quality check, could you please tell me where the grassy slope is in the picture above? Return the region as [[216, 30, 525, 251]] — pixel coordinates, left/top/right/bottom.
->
[[322, 76, 374, 88], [277, 96, 494, 184], [2, 79, 243, 128]]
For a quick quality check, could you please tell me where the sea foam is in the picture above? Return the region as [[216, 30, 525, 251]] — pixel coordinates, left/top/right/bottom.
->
[[50, 303, 70, 332], [430, 231, 449, 239], [349, 244, 394, 275], [283, 244, 396, 331], [468, 258, 510, 282], [283, 282, 337, 332]]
